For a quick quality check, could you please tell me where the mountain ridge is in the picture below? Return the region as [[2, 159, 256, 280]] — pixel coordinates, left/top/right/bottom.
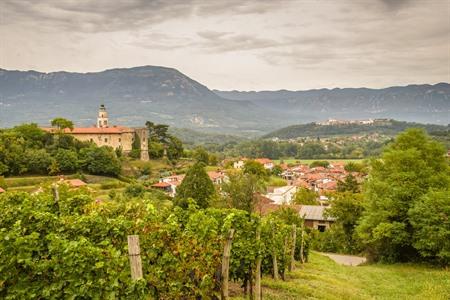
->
[[1, 66, 449, 133]]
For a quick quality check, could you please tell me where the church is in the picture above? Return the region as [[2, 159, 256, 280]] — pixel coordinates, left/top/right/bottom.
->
[[46, 105, 149, 161]]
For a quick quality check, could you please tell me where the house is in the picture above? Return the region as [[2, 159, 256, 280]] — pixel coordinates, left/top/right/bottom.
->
[[207, 171, 228, 184], [155, 171, 228, 197], [64, 179, 87, 188], [43, 105, 149, 160], [265, 185, 297, 205], [299, 205, 335, 232], [151, 181, 173, 194], [233, 159, 246, 169], [254, 158, 274, 170]]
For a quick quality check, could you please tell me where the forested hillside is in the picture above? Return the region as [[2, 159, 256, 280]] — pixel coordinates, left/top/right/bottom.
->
[[264, 120, 449, 139]]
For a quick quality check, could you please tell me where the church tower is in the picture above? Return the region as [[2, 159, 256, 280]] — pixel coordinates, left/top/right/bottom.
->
[[97, 104, 109, 128]]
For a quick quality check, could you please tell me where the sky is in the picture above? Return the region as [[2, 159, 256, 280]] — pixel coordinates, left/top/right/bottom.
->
[[0, 0, 449, 90]]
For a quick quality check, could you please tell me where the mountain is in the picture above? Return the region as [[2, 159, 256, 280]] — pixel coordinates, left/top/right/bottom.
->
[[0, 66, 282, 133], [263, 119, 449, 139], [215, 83, 450, 125], [1, 66, 448, 134]]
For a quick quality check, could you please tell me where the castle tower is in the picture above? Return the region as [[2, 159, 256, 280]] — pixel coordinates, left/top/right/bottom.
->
[[97, 104, 109, 128]]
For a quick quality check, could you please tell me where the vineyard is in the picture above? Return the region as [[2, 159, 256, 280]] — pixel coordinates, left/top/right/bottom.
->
[[0, 185, 308, 299]]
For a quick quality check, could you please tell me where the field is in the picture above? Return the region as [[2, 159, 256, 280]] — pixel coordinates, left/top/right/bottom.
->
[[232, 252, 449, 300], [274, 158, 364, 165]]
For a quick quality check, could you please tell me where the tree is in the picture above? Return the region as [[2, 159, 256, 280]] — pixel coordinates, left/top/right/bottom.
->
[[408, 190, 450, 265], [356, 128, 449, 262], [271, 165, 283, 176], [325, 192, 364, 254], [293, 188, 319, 205], [55, 149, 79, 173], [222, 172, 263, 213], [309, 160, 329, 168], [174, 162, 215, 208], [25, 149, 53, 174], [80, 146, 121, 176], [243, 160, 268, 178], [166, 136, 184, 161], [193, 147, 209, 165], [337, 174, 360, 193], [51, 118, 74, 132], [129, 136, 141, 159]]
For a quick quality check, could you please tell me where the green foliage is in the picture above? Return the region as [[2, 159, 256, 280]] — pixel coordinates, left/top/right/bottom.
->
[[80, 146, 121, 176], [299, 144, 326, 159], [344, 161, 366, 173], [0, 123, 121, 177], [129, 136, 141, 159], [356, 128, 449, 263], [193, 147, 210, 164], [0, 176, 7, 189], [124, 183, 146, 198], [309, 160, 329, 168], [337, 174, 360, 193], [24, 149, 53, 174], [54, 148, 79, 173], [174, 163, 216, 208], [243, 160, 268, 179], [409, 190, 450, 265], [266, 176, 287, 187], [222, 172, 263, 212], [323, 192, 365, 254], [271, 165, 283, 176], [50, 117, 74, 131], [148, 141, 164, 159], [146, 121, 184, 161], [293, 188, 319, 205]]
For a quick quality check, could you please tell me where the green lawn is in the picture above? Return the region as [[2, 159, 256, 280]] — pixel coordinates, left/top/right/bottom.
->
[[274, 158, 364, 165], [232, 252, 449, 300]]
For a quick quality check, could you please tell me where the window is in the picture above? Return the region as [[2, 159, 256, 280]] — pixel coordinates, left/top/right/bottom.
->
[[318, 225, 326, 232], [104, 138, 108, 143], [90, 138, 93, 142], [119, 138, 121, 142]]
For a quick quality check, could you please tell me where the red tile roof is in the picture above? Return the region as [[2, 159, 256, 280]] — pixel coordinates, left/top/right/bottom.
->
[[43, 126, 134, 134], [255, 158, 273, 164], [0, 187, 5, 193], [152, 182, 171, 188], [208, 171, 225, 180], [65, 179, 87, 187]]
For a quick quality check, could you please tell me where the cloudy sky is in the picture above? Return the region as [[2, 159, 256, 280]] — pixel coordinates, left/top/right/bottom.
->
[[0, 0, 449, 90]]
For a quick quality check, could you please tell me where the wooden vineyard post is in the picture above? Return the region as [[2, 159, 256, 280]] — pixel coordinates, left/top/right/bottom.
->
[[221, 229, 235, 300], [52, 184, 59, 202], [289, 224, 297, 272], [300, 222, 305, 264], [127, 235, 143, 280], [255, 226, 261, 300], [271, 223, 279, 280]]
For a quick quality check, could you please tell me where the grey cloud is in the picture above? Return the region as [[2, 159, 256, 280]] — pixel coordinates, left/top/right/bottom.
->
[[379, 0, 412, 10], [1, 0, 283, 33], [197, 31, 279, 52]]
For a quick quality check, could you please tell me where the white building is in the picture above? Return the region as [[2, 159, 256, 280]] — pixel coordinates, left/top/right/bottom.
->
[[265, 185, 297, 205]]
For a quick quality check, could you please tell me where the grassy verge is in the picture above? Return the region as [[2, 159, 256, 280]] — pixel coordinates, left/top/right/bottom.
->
[[232, 252, 449, 300]]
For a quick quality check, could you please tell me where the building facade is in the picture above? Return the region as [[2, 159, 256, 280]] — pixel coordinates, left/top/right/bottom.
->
[[45, 105, 149, 161]]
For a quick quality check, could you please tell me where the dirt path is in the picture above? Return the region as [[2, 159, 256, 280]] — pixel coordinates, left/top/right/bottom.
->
[[320, 252, 367, 266]]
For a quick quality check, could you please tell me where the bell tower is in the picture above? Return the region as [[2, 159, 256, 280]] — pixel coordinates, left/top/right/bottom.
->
[[97, 104, 109, 128]]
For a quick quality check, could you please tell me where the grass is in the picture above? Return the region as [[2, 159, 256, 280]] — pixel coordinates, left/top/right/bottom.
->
[[232, 252, 449, 300], [274, 158, 364, 165]]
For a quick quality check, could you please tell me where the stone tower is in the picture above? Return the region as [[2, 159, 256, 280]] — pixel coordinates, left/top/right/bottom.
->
[[97, 104, 109, 128]]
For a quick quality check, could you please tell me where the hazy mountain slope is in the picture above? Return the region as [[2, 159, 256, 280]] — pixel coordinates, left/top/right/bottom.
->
[[263, 120, 449, 139], [0, 66, 280, 133], [215, 83, 450, 125]]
